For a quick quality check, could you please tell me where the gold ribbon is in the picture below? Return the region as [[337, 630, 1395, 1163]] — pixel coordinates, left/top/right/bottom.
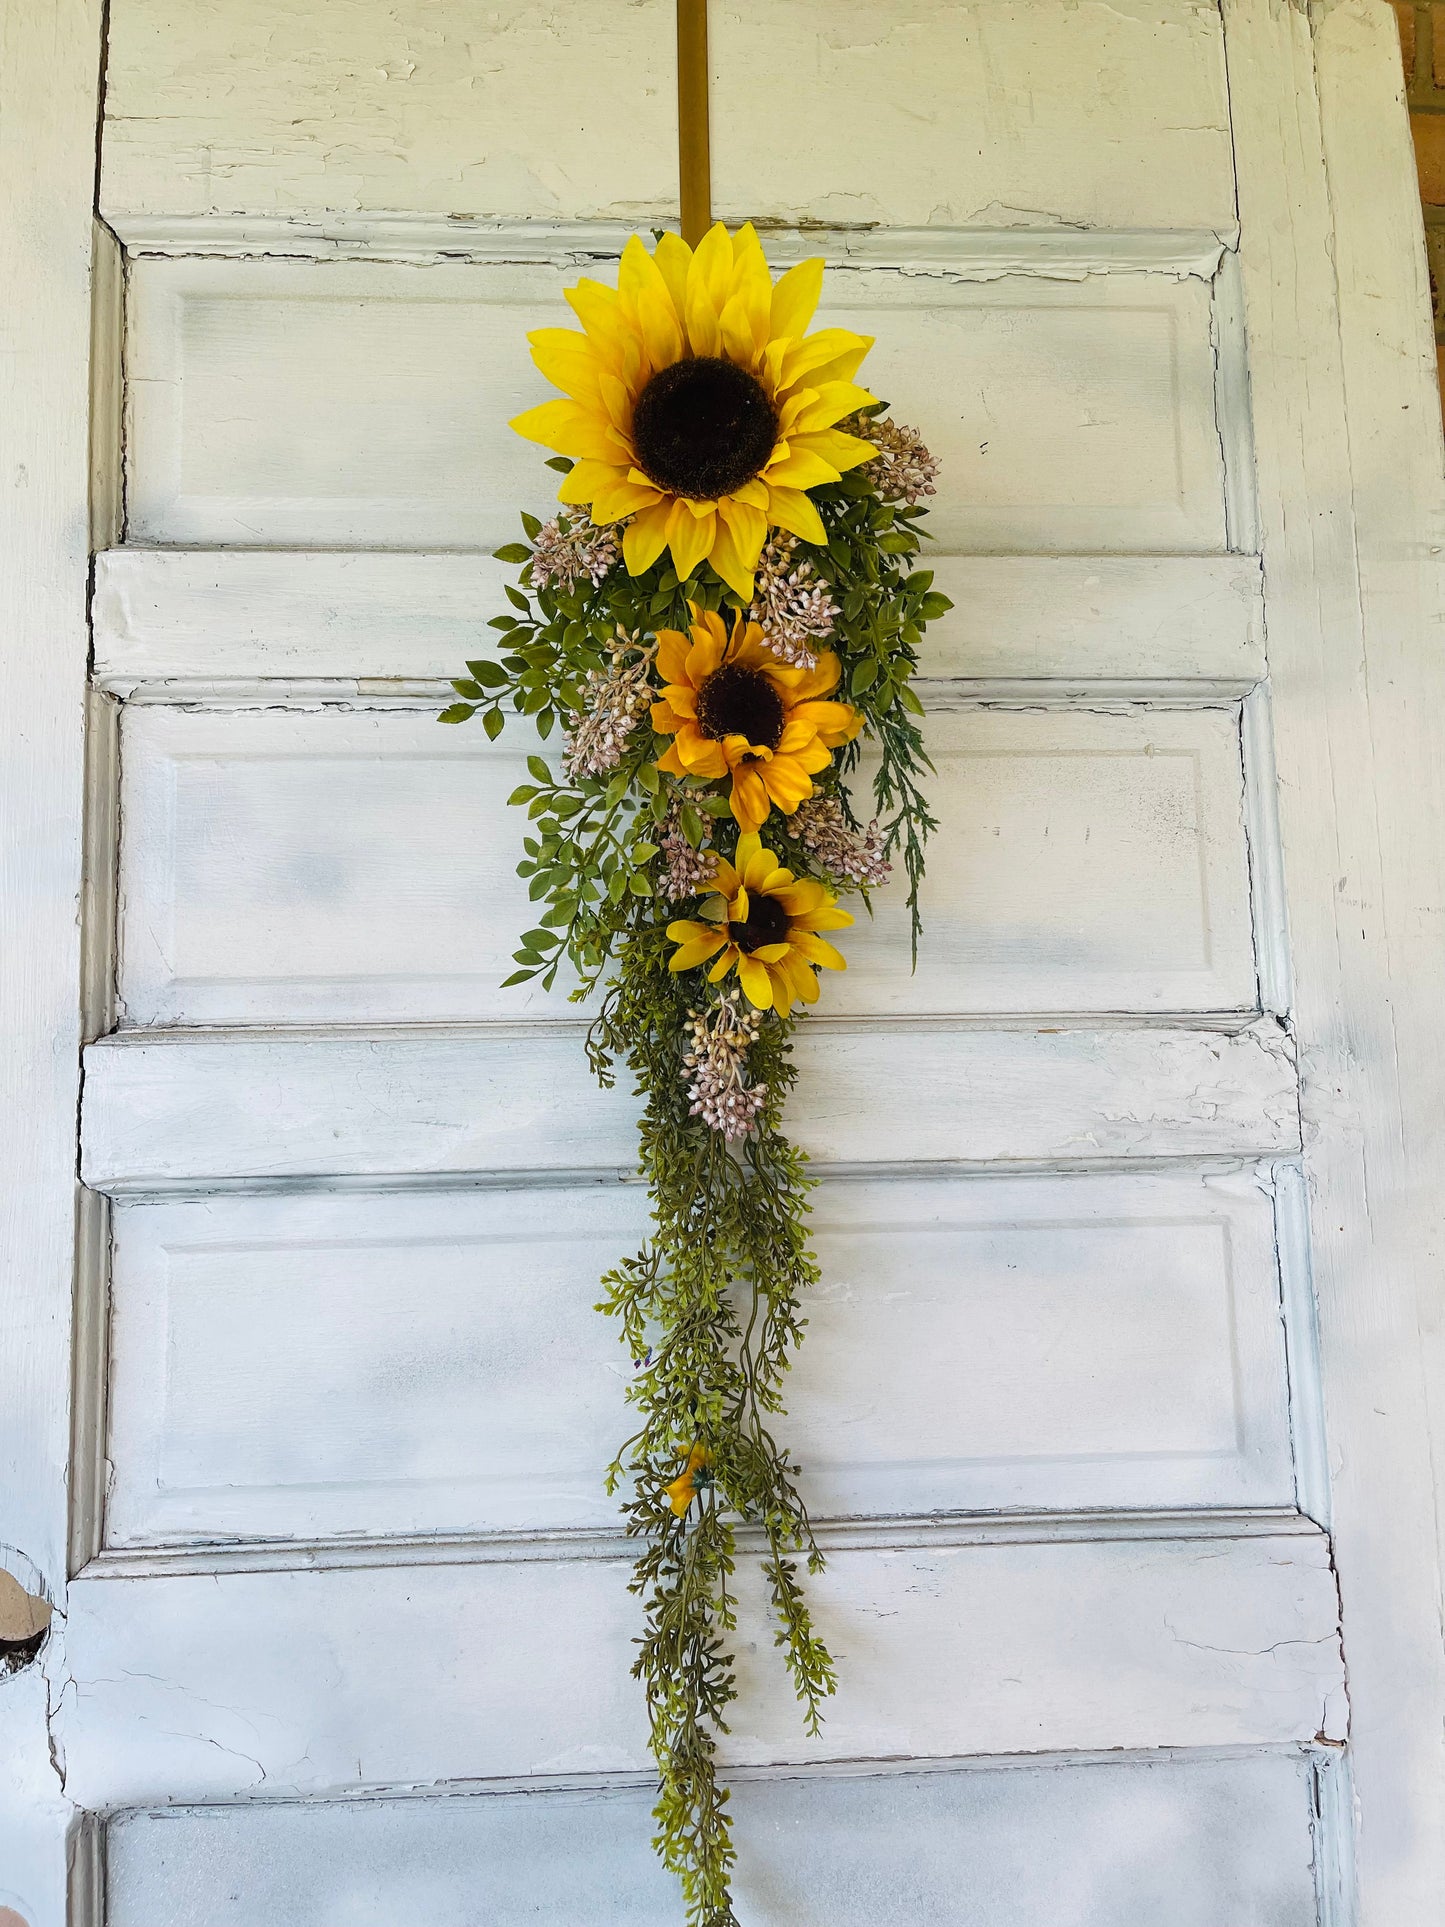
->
[[676, 0, 712, 245]]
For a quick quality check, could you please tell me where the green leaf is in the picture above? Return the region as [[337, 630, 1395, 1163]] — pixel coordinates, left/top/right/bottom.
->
[[450, 677, 484, 700], [487, 615, 519, 631], [504, 584, 531, 611], [628, 872, 653, 896], [483, 707, 506, 740], [466, 659, 509, 687], [920, 592, 953, 620], [850, 659, 878, 696], [507, 785, 539, 806], [437, 702, 475, 724], [607, 871, 628, 903], [636, 760, 659, 795], [631, 842, 659, 862], [905, 569, 934, 593], [520, 511, 543, 540], [536, 708, 555, 740], [681, 803, 704, 848], [520, 928, 556, 951], [500, 969, 537, 987], [545, 456, 574, 473], [494, 542, 532, 565], [898, 683, 926, 715], [527, 755, 552, 783]]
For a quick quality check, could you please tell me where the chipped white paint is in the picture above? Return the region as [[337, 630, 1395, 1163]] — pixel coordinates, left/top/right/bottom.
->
[[0, 2, 105, 1924], [78, 1019, 1302, 1193], [110, 214, 1233, 279], [58, 1527, 1343, 1807], [1221, 1, 1445, 1918], [92, 549, 1268, 693], [99, 0, 1237, 234]]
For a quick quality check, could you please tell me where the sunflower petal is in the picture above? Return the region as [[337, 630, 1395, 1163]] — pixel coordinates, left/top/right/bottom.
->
[[729, 770, 771, 833], [736, 954, 775, 1009], [667, 497, 716, 581], [739, 839, 777, 890], [763, 446, 842, 491], [802, 904, 855, 932], [765, 486, 828, 546], [704, 513, 758, 601], [789, 931, 848, 971], [792, 381, 879, 432], [669, 932, 729, 972], [528, 328, 606, 401], [622, 502, 672, 574], [655, 627, 690, 683], [760, 757, 816, 812], [558, 457, 625, 505], [770, 257, 825, 342], [591, 476, 662, 522], [729, 223, 773, 350], [509, 399, 588, 449], [707, 948, 738, 984], [792, 426, 881, 474], [653, 232, 694, 319]]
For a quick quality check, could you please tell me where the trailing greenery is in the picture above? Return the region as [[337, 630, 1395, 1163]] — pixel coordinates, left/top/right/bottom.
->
[[442, 423, 944, 1925]]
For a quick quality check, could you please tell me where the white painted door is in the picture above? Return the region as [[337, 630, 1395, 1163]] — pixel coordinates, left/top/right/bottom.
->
[[4, 4, 1445, 1924]]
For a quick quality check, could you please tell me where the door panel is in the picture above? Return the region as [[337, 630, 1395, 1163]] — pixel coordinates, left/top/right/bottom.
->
[[103, 1168, 1294, 1549], [124, 257, 1228, 553], [104, 1754, 1321, 1927], [114, 702, 1256, 1026]]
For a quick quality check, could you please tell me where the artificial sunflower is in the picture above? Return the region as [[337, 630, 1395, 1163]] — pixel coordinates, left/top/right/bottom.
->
[[667, 832, 853, 1014], [664, 1443, 713, 1518], [509, 222, 879, 599], [651, 606, 861, 833]]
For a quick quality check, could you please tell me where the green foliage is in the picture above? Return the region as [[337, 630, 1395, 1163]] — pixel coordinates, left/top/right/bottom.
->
[[590, 934, 833, 1927], [440, 430, 944, 1924]]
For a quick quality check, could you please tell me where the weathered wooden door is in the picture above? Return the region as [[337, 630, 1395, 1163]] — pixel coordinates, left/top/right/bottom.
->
[[5, 3, 1444, 1923]]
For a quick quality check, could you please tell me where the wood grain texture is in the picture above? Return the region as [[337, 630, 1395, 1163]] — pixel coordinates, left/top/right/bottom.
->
[[104, 1753, 1321, 1927], [1224, 1, 1445, 1918], [92, 549, 1268, 693], [121, 256, 1227, 554], [79, 1020, 1301, 1192], [99, 0, 1236, 234], [60, 1529, 1343, 1807], [102, 1170, 1294, 1547], [113, 703, 1256, 1026]]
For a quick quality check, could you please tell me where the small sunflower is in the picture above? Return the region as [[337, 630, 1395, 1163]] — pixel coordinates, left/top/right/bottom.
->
[[667, 833, 853, 1014], [665, 1443, 713, 1518], [509, 222, 879, 599], [651, 606, 861, 833]]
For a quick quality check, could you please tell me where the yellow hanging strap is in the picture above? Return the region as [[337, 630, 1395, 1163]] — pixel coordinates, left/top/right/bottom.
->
[[676, 0, 712, 245]]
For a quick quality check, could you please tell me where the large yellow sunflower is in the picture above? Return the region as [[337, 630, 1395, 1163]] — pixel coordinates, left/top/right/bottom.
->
[[651, 607, 861, 833], [509, 222, 878, 600], [667, 833, 853, 1014]]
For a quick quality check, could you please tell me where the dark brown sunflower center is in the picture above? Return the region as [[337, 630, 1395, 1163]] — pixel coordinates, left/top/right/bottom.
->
[[631, 355, 777, 501], [729, 892, 789, 954], [695, 663, 784, 751]]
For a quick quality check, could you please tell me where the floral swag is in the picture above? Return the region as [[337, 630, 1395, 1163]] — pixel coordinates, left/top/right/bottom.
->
[[442, 222, 946, 1927]]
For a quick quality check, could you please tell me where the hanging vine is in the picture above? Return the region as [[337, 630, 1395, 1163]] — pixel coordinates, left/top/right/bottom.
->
[[442, 222, 944, 1925]]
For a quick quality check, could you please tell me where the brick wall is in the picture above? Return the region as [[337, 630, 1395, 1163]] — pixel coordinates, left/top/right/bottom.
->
[[1396, 2, 1445, 394]]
